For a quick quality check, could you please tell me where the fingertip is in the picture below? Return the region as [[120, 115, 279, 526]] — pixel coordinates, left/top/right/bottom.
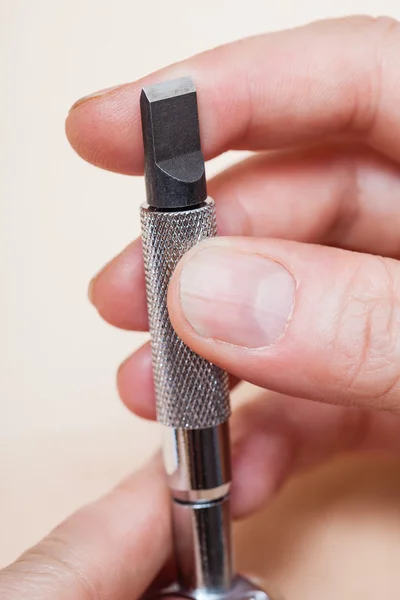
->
[[230, 400, 296, 519], [90, 239, 149, 331], [167, 240, 210, 342], [167, 239, 245, 372], [231, 430, 293, 519], [65, 84, 144, 175], [117, 343, 157, 421]]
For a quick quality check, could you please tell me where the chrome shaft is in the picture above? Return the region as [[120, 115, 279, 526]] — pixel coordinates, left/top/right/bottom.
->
[[164, 424, 233, 592]]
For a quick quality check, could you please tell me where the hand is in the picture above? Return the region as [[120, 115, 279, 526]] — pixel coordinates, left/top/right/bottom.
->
[[66, 15, 400, 519], [0, 457, 172, 599]]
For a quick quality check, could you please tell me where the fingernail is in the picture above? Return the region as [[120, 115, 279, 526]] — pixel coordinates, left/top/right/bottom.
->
[[88, 278, 95, 305], [179, 247, 296, 348], [88, 256, 114, 307], [70, 84, 123, 111]]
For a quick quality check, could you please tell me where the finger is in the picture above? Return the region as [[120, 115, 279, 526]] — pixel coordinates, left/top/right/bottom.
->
[[0, 456, 171, 600], [213, 145, 400, 257], [117, 341, 239, 420], [89, 237, 148, 331], [167, 237, 400, 412], [90, 144, 400, 331], [66, 16, 400, 174], [230, 390, 400, 518], [117, 342, 154, 419]]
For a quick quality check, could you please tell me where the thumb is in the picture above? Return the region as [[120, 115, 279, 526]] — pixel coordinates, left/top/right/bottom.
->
[[168, 237, 400, 411], [0, 455, 171, 600]]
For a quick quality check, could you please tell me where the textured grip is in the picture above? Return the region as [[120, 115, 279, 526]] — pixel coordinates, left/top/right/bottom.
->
[[140, 199, 230, 429]]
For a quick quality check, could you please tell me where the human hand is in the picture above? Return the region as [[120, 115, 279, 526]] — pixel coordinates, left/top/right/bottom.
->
[[67, 15, 400, 519], [0, 457, 172, 599]]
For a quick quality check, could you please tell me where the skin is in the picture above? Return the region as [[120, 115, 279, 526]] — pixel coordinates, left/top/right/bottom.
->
[[4, 14, 400, 598]]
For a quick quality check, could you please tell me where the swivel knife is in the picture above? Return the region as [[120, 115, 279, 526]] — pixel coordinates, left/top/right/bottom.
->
[[139, 76, 276, 600]]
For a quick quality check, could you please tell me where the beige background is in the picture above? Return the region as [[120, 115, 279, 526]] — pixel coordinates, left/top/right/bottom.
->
[[2, 1, 400, 599]]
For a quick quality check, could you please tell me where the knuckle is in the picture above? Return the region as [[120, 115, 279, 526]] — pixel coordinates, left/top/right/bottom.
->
[[369, 14, 400, 37], [332, 257, 400, 409], [346, 15, 400, 134]]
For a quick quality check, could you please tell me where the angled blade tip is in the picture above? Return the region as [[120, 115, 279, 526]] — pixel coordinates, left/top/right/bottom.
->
[[141, 76, 195, 104], [140, 76, 206, 209]]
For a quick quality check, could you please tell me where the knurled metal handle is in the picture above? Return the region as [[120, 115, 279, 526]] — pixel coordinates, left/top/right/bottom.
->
[[140, 198, 231, 429]]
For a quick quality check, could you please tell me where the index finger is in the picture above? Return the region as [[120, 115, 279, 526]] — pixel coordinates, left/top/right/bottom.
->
[[66, 16, 400, 175]]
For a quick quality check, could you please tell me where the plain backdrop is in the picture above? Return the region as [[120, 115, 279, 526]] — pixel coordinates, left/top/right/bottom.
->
[[2, 2, 400, 598]]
